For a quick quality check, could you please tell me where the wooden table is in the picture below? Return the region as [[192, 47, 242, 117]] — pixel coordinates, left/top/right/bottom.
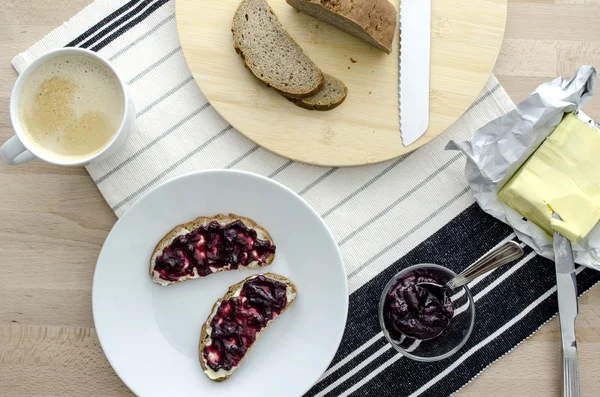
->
[[1, 1, 599, 395]]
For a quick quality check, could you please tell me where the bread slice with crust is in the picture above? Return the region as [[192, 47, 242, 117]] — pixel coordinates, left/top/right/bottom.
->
[[232, 0, 324, 97], [286, 73, 348, 110], [199, 273, 297, 381], [150, 214, 275, 286], [286, 0, 397, 54]]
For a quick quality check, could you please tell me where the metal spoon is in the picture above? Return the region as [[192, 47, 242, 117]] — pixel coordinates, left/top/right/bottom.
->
[[417, 240, 525, 301]]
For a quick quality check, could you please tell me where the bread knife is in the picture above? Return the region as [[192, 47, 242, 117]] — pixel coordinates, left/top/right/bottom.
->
[[399, 0, 431, 146], [552, 212, 580, 397]]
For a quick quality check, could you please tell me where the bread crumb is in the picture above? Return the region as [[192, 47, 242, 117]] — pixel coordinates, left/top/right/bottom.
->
[[350, 58, 357, 63]]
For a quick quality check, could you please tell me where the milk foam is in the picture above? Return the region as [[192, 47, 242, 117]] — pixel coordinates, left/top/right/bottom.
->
[[18, 55, 124, 161]]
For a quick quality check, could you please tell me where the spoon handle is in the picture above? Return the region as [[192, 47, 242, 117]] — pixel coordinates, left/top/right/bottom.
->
[[447, 241, 524, 289]]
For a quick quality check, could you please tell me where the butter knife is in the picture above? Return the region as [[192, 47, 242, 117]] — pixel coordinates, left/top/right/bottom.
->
[[399, 0, 431, 146], [552, 212, 580, 397]]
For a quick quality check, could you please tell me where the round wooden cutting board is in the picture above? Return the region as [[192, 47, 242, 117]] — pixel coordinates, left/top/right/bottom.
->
[[176, 0, 507, 166]]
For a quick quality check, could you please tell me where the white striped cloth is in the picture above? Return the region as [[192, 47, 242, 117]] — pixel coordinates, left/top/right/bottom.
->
[[12, 1, 558, 396]]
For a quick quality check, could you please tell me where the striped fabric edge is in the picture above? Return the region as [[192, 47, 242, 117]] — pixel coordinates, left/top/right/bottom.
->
[[417, 265, 599, 397], [11, 0, 169, 73], [65, 0, 146, 47], [89, 0, 171, 52], [339, 266, 597, 397], [315, 232, 520, 387], [437, 270, 599, 397], [311, 229, 520, 388], [304, 205, 522, 396], [302, 204, 600, 397]]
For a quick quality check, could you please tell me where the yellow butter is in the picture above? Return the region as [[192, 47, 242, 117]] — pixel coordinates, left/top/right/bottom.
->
[[498, 113, 600, 242], [549, 218, 580, 242]]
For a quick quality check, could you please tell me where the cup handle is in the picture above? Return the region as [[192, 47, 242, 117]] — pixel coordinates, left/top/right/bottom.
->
[[0, 136, 37, 165]]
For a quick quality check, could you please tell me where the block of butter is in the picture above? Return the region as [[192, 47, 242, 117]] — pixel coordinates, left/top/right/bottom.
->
[[498, 113, 600, 242]]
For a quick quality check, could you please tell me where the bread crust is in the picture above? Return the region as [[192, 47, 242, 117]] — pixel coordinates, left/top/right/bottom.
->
[[286, 94, 346, 110], [286, 0, 397, 54], [285, 79, 348, 110], [198, 273, 297, 381], [150, 214, 275, 286], [232, 0, 324, 98]]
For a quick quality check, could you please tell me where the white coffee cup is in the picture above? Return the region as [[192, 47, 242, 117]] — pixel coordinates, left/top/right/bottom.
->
[[1, 47, 135, 166]]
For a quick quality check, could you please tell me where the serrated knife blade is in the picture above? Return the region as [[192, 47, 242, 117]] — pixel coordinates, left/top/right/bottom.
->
[[399, 0, 432, 146]]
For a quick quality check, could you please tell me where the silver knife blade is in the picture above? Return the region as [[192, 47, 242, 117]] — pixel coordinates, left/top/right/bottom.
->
[[399, 0, 431, 146], [552, 212, 580, 397]]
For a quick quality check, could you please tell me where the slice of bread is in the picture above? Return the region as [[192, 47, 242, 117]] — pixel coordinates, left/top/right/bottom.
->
[[199, 273, 297, 381], [286, 0, 397, 54], [150, 214, 275, 286], [233, 0, 324, 97], [286, 73, 348, 110]]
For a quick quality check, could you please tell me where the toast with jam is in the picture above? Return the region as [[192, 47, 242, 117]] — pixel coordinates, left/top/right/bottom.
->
[[150, 214, 276, 286], [199, 273, 297, 381]]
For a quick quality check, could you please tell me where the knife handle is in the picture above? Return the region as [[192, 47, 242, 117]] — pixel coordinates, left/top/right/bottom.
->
[[563, 349, 580, 397]]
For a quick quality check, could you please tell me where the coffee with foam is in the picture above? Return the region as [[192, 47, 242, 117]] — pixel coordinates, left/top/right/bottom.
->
[[18, 55, 124, 161]]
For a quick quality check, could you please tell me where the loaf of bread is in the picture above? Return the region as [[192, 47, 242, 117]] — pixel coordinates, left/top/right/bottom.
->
[[232, 0, 324, 97], [286, 0, 397, 54], [150, 214, 276, 286], [199, 273, 297, 381], [286, 73, 348, 110]]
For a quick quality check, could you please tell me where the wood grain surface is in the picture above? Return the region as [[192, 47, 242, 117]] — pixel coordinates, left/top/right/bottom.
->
[[1, 0, 600, 396], [176, 0, 507, 166]]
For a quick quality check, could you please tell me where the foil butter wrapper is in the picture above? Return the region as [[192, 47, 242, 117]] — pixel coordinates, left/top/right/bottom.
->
[[447, 65, 600, 269]]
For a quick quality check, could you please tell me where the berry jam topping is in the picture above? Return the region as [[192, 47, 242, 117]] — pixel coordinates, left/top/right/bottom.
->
[[383, 269, 454, 340], [153, 220, 276, 282], [203, 275, 289, 372]]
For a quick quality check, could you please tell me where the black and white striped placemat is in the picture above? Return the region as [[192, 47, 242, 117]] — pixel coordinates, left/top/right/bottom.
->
[[12, 0, 600, 395]]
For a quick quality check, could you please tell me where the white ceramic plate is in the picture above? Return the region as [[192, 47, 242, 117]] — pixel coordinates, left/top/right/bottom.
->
[[92, 170, 348, 397]]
